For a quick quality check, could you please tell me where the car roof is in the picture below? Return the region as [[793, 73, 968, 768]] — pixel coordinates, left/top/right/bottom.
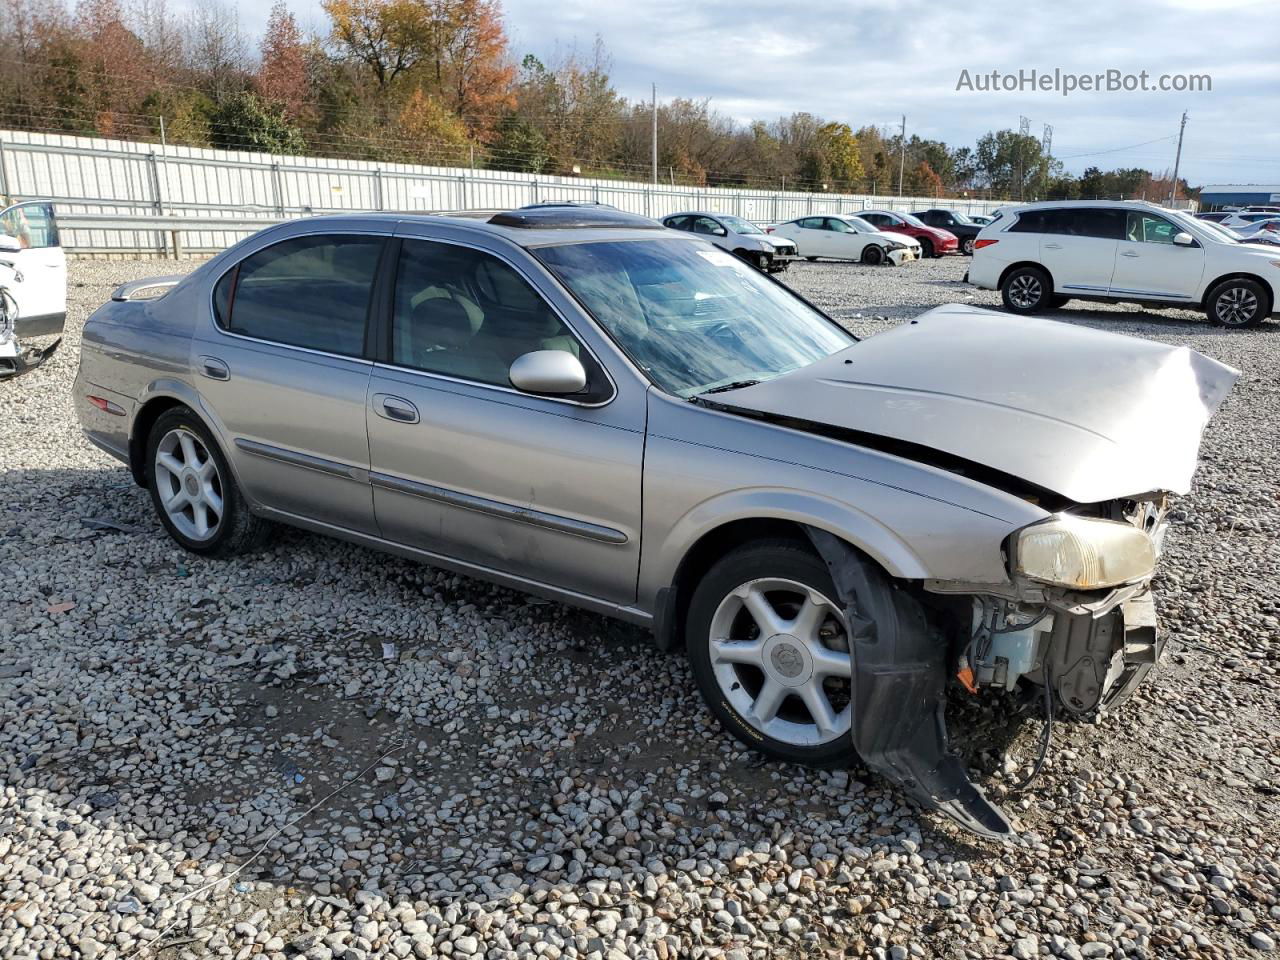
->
[[274, 211, 675, 248], [998, 199, 1178, 215], [664, 211, 734, 220]]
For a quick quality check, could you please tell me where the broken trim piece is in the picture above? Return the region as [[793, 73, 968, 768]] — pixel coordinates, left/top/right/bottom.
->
[[805, 526, 1015, 841], [0, 336, 61, 381]]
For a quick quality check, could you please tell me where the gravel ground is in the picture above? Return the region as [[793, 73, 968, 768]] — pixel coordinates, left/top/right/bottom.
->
[[2, 254, 1279, 960]]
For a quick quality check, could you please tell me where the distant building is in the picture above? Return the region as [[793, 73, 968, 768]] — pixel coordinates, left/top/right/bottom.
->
[[1199, 185, 1280, 210]]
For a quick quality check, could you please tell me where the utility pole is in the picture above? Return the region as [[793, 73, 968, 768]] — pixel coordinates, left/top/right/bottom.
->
[[1040, 124, 1053, 199], [897, 115, 906, 197], [1018, 116, 1030, 201], [1169, 111, 1188, 207], [651, 83, 658, 186]]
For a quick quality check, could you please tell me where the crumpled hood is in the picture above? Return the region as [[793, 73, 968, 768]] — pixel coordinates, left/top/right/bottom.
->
[[712, 305, 1239, 504], [871, 230, 918, 248]]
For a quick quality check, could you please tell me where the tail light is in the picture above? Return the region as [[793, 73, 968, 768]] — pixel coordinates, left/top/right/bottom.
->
[[87, 395, 126, 416], [974, 238, 999, 250]]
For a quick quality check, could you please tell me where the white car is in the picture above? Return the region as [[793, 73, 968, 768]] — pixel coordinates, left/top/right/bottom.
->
[[767, 215, 920, 265], [0, 200, 67, 379], [661, 212, 797, 272], [968, 200, 1280, 327], [1220, 211, 1280, 229]]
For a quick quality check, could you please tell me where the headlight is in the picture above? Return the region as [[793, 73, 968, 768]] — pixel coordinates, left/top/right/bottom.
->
[[1009, 515, 1155, 589], [887, 241, 907, 250]]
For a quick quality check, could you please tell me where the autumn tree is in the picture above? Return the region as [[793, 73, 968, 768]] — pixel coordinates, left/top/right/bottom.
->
[[391, 87, 471, 164], [322, 0, 426, 89], [257, 1, 307, 118]]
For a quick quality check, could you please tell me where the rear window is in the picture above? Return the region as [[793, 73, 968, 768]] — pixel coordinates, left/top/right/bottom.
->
[[1009, 209, 1123, 240], [213, 235, 383, 356]]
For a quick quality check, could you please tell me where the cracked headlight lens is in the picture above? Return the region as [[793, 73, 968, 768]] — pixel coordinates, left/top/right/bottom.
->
[[1010, 515, 1155, 589]]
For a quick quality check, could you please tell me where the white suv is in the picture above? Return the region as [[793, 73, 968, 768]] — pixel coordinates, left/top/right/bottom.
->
[[968, 200, 1280, 327]]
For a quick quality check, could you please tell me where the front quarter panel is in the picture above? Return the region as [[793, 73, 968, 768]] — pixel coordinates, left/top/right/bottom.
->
[[639, 391, 1047, 607]]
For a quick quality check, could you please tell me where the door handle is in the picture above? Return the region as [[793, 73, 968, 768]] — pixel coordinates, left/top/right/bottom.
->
[[199, 356, 229, 380], [1043, 242, 1063, 250], [374, 394, 419, 424], [1121, 250, 1140, 258]]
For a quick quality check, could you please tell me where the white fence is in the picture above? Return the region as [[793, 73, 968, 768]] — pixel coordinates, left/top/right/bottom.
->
[[0, 129, 1009, 257]]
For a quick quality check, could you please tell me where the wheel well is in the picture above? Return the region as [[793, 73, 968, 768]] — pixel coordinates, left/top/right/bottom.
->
[[128, 396, 185, 486], [654, 518, 815, 653], [998, 261, 1054, 291], [1202, 272, 1276, 309]]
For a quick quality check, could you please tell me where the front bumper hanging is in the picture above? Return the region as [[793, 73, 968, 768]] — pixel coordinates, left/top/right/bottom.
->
[[808, 528, 1164, 842]]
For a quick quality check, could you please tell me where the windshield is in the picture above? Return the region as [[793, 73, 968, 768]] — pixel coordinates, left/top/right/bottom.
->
[[1170, 210, 1236, 242], [841, 216, 876, 233], [719, 215, 765, 235], [897, 212, 928, 228], [535, 238, 853, 397], [949, 212, 973, 224]]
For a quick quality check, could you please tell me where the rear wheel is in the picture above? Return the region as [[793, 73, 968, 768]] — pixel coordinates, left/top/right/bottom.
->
[[145, 407, 270, 557], [861, 245, 884, 265], [687, 540, 857, 768], [1206, 278, 1269, 328], [1001, 266, 1053, 314], [919, 238, 935, 259]]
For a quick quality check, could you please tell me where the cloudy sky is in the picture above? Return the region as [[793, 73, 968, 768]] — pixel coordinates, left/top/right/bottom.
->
[[228, 0, 1279, 186]]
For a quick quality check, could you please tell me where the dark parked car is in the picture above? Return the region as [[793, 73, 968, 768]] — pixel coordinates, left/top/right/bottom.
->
[[913, 209, 984, 255]]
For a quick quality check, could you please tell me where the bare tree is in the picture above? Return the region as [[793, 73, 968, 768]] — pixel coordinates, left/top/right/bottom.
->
[[184, 0, 249, 103]]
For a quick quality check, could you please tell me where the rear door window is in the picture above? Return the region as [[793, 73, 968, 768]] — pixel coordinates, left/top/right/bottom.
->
[[214, 234, 383, 356]]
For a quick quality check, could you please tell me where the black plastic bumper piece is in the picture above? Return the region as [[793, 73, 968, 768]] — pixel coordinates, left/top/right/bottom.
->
[[0, 337, 61, 380], [807, 528, 1014, 841]]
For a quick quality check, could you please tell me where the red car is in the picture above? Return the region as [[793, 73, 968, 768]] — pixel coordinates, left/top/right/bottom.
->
[[858, 210, 960, 258]]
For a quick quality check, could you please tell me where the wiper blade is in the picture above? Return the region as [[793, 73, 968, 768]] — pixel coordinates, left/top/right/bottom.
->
[[699, 379, 761, 396]]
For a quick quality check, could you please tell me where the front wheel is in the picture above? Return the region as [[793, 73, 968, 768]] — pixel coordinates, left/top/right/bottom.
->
[[1206, 278, 1269, 328], [145, 407, 270, 557], [861, 245, 884, 265], [687, 540, 857, 768], [1001, 266, 1053, 314]]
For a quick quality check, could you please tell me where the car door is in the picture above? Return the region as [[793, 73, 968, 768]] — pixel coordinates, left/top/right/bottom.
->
[[0, 201, 67, 336], [1109, 211, 1204, 301], [1023, 208, 1122, 294], [365, 231, 646, 605], [822, 217, 861, 259], [690, 215, 732, 253], [195, 228, 385, 536], [794, 217, 832, 256]]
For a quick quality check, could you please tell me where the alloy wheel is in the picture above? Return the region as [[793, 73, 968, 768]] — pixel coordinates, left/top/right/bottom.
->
[[1008, 274, 1042, 309], [153, 428, 224, 541], [707, 578, 852, 747], [1215, 286, 1259, 326]]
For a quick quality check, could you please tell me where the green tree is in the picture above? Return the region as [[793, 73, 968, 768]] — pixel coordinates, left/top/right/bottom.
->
[[209, 92, 305, 153]]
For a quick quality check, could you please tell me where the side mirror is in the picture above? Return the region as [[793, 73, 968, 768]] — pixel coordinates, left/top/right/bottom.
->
[[1172, 232, 1196, 247], [509, 350, 587, 395], [0, 234, 20, 253], [713, 226, 728, 237]]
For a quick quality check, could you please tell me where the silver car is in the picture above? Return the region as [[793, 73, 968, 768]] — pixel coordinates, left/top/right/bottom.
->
[[76, 205, 1237, 838], [661, 211, 797, 272]]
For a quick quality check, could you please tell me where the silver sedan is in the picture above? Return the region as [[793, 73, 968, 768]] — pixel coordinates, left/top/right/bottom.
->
[[76, 205, 1236, 838]]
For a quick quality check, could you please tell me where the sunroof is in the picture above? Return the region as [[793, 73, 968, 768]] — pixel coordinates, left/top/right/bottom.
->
[[488, 205, 663, 229]]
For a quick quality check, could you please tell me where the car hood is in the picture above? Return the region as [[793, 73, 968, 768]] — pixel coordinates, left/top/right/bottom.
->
[[709, 305, 1238, 504], [763, 236, 796, 249], [869, 230, 918, 247]]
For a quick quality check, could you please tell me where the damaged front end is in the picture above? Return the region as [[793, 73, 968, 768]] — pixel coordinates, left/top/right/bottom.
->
[[0, 280, 60, 381], [808, 492, 1172, 842]]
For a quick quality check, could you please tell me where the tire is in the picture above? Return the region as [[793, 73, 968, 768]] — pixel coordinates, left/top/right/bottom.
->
[[1001, 266, 1053, 314], [686, 539, 857, 769], [145, 406, 270, 558], [861, 245, 884, 266], [918, 238, 934, 259], [961, 236, 975, 256], [1205, 278, 1270, 328]]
